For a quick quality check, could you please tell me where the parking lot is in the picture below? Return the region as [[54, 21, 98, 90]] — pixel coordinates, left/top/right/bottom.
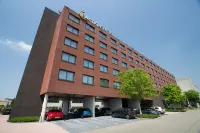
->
[[51, 116, 144, 133]]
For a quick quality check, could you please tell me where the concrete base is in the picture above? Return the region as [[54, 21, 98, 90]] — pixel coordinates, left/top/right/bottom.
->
[[83, 96, 95, 117]]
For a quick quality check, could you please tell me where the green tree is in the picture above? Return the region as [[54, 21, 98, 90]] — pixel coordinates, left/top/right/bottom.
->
[[117, 68, 157, 113], [161, 84, 185, 107], [184, 90, 200, 104]]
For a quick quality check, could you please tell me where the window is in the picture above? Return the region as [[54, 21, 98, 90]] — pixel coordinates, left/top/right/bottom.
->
[[100, 78, 109, 88], [145, 59, 148, 64], [68, 13, 80, 24], [86, 23, 94, 32], [121, 52, 126, 59], [111, 38, 116, 45], [100, 52, 108, 60], [100, 41, 107, 49], [147, 66, 149, 70], [130, 66, 134, 69], [122, 62, 127, 68], [114, 82, 120, 89], [120, 44, 125, 50], [134, 52, 138, 58], [59, 69, 74, 82], [151, 68, 154, 73], [142, 63, 145, 68], [84, 46, 94, 55], [99, 31, 107, 39], [83, 59, 94, 69], [112, 58, 118, 65], [85, 34, 94, 43], [113, 69, 119, 76], [111, 47, 117, 54], [66, 25, 79, 35], [82, 75, 94, 85], [136, 60, 139, 65], [64, 37, 78, 48], [128, 48, 132, 54], [129, 57, 133, 62], [140, 56, 143, 61], [153, 76, 155, 79], [61, 52, 76, 64], [100, 65, 108, 73]]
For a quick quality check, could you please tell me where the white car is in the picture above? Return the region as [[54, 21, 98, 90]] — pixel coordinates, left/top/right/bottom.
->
[[151, 106, 165, 114]]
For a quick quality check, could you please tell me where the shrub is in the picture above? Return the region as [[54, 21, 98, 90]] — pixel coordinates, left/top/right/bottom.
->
[[165, 108, 186, 112], [136, 114, 158, 119], [8, 116, 40, 123]]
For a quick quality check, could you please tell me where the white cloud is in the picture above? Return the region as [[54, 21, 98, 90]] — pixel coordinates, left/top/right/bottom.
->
[[0, 39, 32, 53]]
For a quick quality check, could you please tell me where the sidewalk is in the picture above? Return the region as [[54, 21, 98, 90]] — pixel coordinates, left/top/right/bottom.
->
[[0, 115, 68, 133]]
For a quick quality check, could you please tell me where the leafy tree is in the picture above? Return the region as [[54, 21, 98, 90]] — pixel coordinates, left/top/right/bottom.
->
[[184, 90, 200, 104], [161, 84, 185, 107], [117, 68, 157, 113]]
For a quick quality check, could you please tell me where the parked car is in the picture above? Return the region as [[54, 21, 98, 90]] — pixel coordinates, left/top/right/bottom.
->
[[151, 106, 165, 114], [141, 108, 160, 115], [68, 108, 92, 118], [2, 108, 12, 115], [112, 108, 136, 119], [45, 110, 64, 121], [95, 108, 102, 117], [99, 107, 112, 116]]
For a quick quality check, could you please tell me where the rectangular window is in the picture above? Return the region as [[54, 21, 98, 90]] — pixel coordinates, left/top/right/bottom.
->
[[100, 52, 108, 60], [130, 66, 135, 69], [134, 52, 138, 58], [136, 60, 139, 65], [142, 63, 145, 68], [99, 31, 107, 39], [120, 44, 125, 50], [111, 38, 116, 45], [59, 69, 74, 82], [114, 81, 120, 89], [68, 13, 80, 24], [66, 25, 79, 35], [100, 41, 107, 49], [61, 52, 76, 64], [145, 59, 148, 64], [121, 52, 126, 59], [140, 56, 143, 61], [86, 23, 94, 32], [113, 69, 119, 76], [64, 37, 78, 48], [128, 48, 132, 54], [100, 78, 109, 88], [83, 59, 94, 69], [111, 47, 117, 54], [129, 57, 133, 62], [100, 64, 108, 73], [147, 66, 149, 70], [84, 46, 94, 55], [151, 68, 154, 73], [85, 34, 94, 43], [112, 58, 118, 65], [82, 75, 94, 85], [122, 62, 127, 68]]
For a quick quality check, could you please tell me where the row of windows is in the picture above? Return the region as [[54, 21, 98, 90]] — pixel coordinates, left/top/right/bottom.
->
[[59, 69, 120, 88], [67, 13, 174, 79]]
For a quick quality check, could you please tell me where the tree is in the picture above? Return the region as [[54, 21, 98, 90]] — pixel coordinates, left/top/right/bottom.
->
[[161, 84, 185, 107], [184, 90, 200, 105], [117, 68, 157, 113]]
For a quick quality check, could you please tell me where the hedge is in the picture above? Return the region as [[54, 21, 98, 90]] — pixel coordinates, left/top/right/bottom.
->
[[165, 108, 186, 112], [8, 116, 40, 123], [136, 114, 158, 119]]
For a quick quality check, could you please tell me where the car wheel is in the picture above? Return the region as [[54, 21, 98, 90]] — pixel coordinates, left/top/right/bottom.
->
[[104, 113, 107, 116], [112, 114, 115, 118], [126, 115, 130, 120]]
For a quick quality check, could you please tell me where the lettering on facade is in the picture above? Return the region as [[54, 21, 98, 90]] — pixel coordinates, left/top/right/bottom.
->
[[79, 10, 112, 35]]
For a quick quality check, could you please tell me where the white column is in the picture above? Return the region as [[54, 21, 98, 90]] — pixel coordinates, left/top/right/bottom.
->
[[62, 99, 69, 115], [83, 96, 95, 117], [39, 93, 48, 122]]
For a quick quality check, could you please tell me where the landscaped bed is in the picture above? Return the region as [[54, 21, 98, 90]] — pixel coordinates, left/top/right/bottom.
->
[[136, 114, 159, 119], [8, 116, 40, 123]]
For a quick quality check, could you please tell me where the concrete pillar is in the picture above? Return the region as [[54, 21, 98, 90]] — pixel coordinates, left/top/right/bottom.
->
[[102, 99, 109, 108], [108, 98, 122, 111], [62, 99, 69, 115], [128, 99, 141, 114], [83, 96, 95, 117], [39, 93, 48, 122]]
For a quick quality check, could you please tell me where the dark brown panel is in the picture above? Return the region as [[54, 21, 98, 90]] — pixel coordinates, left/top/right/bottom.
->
[[9, 8, 59, 119]]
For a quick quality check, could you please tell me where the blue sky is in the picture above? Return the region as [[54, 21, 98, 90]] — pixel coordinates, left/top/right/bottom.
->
[[0, 0, 200, 99]]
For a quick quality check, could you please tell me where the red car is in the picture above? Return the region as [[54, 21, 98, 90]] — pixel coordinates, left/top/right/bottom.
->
[[45, 110, 64, 121]]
